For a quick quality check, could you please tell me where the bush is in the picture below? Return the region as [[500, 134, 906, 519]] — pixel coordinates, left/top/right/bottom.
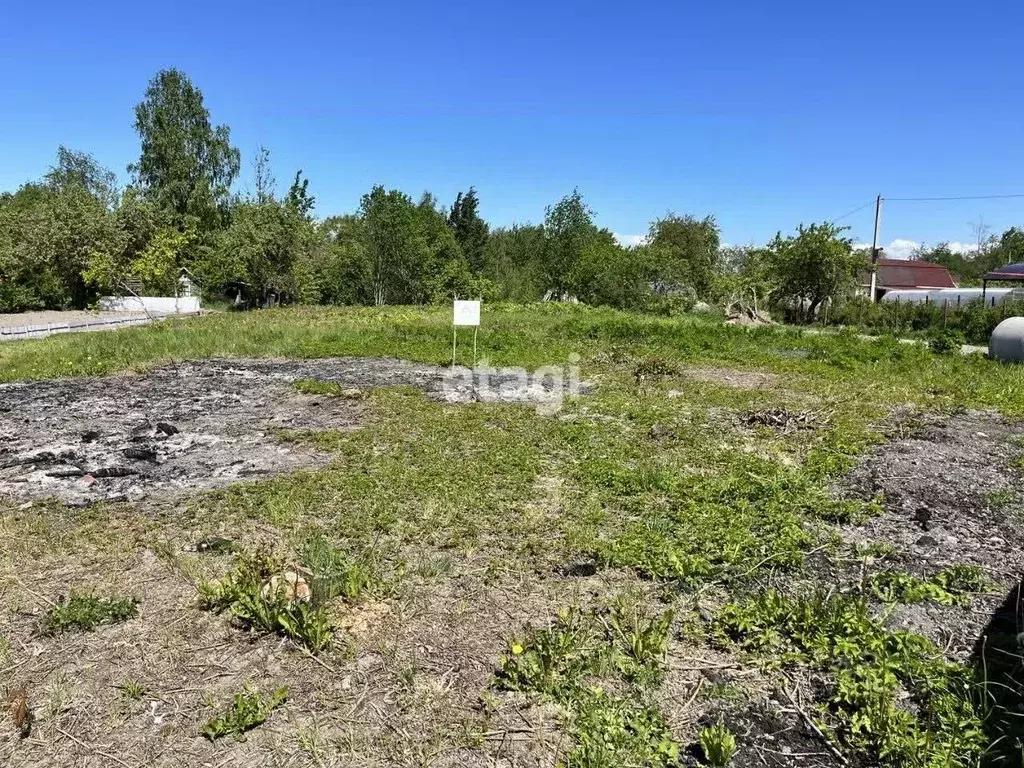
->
[[928, 327, 965, 355], [831, 297, 1024, 345]]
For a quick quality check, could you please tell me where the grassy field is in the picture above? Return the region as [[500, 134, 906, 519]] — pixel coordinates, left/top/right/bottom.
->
[[1, 304, 1022, 767]]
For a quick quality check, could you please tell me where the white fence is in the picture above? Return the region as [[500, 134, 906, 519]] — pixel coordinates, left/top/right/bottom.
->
[[98, 296, 202, 313]]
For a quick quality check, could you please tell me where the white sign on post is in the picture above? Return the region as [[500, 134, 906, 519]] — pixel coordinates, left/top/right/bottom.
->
[[453, 300, 480, 327], [452, 299, 481, 367]]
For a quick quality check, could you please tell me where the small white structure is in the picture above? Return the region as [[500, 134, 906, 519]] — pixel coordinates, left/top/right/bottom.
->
[[99, 296, 201, 314], [989, 317, 1024, 362]]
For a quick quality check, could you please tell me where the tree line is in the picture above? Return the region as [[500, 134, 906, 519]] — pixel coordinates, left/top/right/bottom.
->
[[2, 68, 1022, 319]]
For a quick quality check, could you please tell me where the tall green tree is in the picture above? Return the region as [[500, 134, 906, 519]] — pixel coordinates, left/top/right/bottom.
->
[[646, 213, 720, 296], [129, 68, 241, 232], [572, 231, 647, 309], [543, 189, 599, 296], [45, 146, 119, 209], [447, 187, 489, 272], [482, 224, 547, 302], [765, 222, 863, 322], [0, 181, 117, 309]]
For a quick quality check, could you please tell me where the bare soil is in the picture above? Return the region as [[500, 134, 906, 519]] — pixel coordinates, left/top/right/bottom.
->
[[838, 409, 1024, 660], [0, 358, 575, 508]]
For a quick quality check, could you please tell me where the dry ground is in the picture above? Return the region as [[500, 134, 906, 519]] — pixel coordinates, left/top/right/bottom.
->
[[0, 354, 1020, 767]]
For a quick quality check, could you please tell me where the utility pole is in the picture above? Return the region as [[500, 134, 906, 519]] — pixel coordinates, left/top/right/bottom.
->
[[868, 195, 884, 302]]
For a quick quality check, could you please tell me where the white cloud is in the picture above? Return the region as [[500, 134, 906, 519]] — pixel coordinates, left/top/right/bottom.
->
[[614, 233, 647, 248], [852, 239, 980, 260]]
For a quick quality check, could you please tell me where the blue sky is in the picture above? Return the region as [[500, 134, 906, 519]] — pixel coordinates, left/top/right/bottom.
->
[[2, 0, 1023, 255]]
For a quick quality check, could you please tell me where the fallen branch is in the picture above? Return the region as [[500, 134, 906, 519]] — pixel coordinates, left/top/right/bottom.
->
[[781, 685, 849, 767]]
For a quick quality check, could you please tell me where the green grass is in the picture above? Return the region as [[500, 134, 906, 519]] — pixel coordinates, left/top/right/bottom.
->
[[2, 304, 1022, 765], [495, 598, 679, 767], [38, 591, 138, 636]]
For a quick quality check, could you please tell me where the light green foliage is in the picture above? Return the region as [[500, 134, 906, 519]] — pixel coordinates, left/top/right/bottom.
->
[[543, 189, 598, 295], [716, 590, 986, 766], [567, 690, 680, 768], [765, 221, 865, 322], [496, 601, 678, 767], [870, 565, 991, 606], [86, 225, 192, 295], [45, 146, 119, 209], [0, 304, 1021, 765], [699, 720, 738, 766], [39, 591, 138, 636], [201, 683, 288, 741]]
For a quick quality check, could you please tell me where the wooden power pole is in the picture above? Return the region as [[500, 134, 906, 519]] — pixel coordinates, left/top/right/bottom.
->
[[868, 195, 884, 302]]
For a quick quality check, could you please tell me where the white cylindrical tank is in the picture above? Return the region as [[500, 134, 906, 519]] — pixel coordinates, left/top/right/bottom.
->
[[989, 317, 1024, 362]]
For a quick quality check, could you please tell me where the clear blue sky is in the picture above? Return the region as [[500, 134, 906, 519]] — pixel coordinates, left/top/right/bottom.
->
[[2, 0, 1023, 255]]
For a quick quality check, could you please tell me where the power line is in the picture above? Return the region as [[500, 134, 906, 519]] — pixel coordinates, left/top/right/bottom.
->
[[887, 193, 1024, 202], [829, 200, 876, 223]]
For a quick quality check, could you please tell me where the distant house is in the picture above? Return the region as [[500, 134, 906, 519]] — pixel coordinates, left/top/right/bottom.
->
[[859, 258, 957, 300]]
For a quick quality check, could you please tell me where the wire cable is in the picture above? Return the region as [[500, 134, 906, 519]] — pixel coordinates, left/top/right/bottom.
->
[[828, 200, 876, 224], [887, 193, 1024, 202]]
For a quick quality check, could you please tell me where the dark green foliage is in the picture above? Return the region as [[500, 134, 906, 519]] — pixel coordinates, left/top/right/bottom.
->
[[130, 67, 240, 231], [39, 591, 138, 636], [928, 327, 966, 354], [833, 296, 1024, 345], [645, 212, 720, 297], [299, 531, 378, 602], [716, 589, 986, 766], [198, 549, 334, 652], [447, 187, 489, 272], [481, 224, 548, 302]]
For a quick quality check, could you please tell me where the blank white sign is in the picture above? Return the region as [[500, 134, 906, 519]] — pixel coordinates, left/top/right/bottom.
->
[[453, 300, 481, 327]]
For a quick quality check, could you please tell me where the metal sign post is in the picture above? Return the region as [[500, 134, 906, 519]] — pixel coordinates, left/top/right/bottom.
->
[[452, 299, 481, 367]]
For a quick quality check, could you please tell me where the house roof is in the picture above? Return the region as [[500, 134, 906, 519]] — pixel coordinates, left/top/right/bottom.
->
[[870, 258, 957, 290], [983, 263, 1024, 282]]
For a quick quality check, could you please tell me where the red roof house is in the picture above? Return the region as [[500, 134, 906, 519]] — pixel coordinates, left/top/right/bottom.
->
[[860, 258, 957, 298]]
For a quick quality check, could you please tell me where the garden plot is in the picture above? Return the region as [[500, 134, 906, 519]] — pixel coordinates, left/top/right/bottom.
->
[[0, 357, 578, 507]]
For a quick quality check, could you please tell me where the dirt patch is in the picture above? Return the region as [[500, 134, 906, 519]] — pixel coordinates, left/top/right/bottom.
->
[[0, 358, 581, 508], [680, 366, 782, 390], [837, 410, 1024, 659]]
